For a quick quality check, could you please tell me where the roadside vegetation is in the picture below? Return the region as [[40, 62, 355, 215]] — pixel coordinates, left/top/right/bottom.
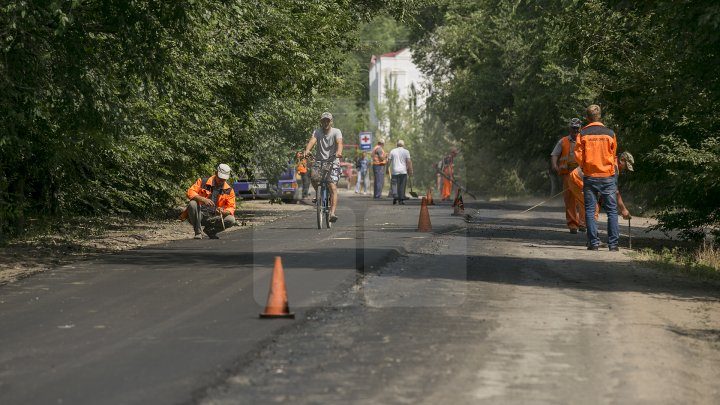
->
[[1, 1, 718, 274], [633, 245, 720, 281]]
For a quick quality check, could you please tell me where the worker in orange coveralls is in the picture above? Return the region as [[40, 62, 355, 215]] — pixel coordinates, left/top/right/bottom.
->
[[437, 147, 459, 201]]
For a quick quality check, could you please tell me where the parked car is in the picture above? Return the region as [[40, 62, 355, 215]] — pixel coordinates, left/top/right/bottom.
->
[[232, 165, 299, 202]]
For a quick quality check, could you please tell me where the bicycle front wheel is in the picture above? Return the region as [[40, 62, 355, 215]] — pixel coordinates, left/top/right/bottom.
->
[[316, 187, 323, 229]]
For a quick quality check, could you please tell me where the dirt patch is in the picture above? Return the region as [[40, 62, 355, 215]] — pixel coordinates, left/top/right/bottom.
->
[[0, 200, 310, 286]]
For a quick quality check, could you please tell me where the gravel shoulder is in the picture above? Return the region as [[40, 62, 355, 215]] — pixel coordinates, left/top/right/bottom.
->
[[0, 200, 310, 286]]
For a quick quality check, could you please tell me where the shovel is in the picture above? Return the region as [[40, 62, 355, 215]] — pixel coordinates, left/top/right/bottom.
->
[[408, 176, 419, 198]]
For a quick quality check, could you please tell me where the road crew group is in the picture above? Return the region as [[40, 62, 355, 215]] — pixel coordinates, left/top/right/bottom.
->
[[181, 106, 632, 251]]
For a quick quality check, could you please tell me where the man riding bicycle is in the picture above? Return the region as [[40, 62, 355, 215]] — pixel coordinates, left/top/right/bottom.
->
[[303, 111, 343, 223]]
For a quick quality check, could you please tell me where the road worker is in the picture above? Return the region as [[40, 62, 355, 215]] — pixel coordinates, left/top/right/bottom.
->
[[568, 152, 635, 238], [551, 118, 585, 233], [371, 139, 387, 199], [437, 147, 459, 201], [295, 151, 310, 199], [575, 105, 620, 251], [182, 163, 237, 239]]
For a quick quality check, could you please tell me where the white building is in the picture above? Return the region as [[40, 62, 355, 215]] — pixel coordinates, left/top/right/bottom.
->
[[368, 48, 428, 135]]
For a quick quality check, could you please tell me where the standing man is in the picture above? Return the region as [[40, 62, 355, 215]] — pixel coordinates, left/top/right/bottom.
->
[[354, 151, 370, 195], [182, 163, 237, 239], [388, 140, 413, 205], [551, 118, 585, 233], [295, 151, 310, 199], [371, 139, 387, 199], [437, 147, 459, 201], [568, 151, 635, 227], [303, 111, 343, 223], [575, 104, 620, 251]]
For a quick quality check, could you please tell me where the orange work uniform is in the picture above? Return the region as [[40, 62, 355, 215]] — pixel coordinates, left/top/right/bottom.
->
[[439, 154, 454, 200], [557, 134, 585, 230]]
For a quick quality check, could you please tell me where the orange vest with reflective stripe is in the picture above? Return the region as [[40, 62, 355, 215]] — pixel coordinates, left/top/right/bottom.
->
[[558, 135, 579, 175], [574, 122, 617, 178]]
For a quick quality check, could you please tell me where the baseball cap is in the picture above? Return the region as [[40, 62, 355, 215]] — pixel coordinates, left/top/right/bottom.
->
[[569, 118, 582, 128], [320, 112, 333, 120], [217, 163, 231, 179], [620, 152, 634, 171], [397, 140, 405, 146], [378, 138, 385, 144]]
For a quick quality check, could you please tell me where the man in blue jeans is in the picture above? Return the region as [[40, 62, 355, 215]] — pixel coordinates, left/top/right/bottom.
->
[[574, 104, 620, 251], [371, 139, 387, 198]]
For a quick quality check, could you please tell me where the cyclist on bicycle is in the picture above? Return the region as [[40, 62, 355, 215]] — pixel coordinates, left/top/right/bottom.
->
[[303, 111, 343, 222]]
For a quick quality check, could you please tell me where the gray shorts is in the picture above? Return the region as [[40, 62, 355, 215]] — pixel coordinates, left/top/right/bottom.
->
[[311, 161, 341, 184]]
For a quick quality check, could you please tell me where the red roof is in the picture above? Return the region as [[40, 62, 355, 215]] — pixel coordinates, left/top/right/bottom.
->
[[380, 48, 408, 58]]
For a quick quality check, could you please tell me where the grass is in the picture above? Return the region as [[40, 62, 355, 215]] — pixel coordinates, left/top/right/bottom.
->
[[632, 244, 720, 281]]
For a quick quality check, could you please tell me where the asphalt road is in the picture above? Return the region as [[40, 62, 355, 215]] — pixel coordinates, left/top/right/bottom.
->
[[0, 191, 463, 405], [199, 198, 720, 405]]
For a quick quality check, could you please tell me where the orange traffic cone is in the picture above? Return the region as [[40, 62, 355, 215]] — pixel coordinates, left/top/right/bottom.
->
[[426, 188, 435, 205], [417, 197, 432, 232], [259, 256, 295, 319]]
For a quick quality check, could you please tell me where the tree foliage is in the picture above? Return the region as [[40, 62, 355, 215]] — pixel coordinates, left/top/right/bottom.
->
[[0, 0, 419, 238], [409, 0, 720, 240]]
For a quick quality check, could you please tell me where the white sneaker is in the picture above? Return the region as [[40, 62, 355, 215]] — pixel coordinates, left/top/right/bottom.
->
[[193, 233, 203, 239]]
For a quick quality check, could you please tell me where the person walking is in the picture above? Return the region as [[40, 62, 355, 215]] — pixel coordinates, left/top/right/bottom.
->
[[551, 118, 585, 233], [371, 139, 387, 198], [303, 111, 343, 222], [437, 147, 459, 201], [575, 104, 620, 251], [354, 151, 370, 195], [388, 140, 413, 205], [295, 151, 311, 199], [181, 163, 237, 239]]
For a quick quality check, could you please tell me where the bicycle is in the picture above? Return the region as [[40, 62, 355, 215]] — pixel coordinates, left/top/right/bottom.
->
[[308, 154, 336, 229]]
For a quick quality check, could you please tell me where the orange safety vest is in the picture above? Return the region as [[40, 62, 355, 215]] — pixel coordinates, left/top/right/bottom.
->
[[180, 175, 236, 220], [574, 122, 617, 178], [372, 145, 387, 165], [558, 135, 579, 175], [296, 158, 307, 174]]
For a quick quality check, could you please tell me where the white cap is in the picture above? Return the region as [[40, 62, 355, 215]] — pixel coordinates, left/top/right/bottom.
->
[[397, 139, 405, 147], [320, 111, 333, 120], [217, 163, 231, 180]]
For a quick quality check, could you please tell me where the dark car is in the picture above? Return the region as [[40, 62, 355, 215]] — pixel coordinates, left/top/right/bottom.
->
[[233, 166, 299, 202]]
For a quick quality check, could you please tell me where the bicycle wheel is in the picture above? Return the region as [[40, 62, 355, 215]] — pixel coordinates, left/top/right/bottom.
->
[[316, 186, 323, 229], [323, 186, 332, 229], [324, 186, 332, 229]]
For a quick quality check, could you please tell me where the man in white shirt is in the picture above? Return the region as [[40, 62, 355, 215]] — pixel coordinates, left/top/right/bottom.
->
[[388, 140, 413, 205]]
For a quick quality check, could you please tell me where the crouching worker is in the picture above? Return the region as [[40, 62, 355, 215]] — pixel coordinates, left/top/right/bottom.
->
[[181, 163, 237, 239]]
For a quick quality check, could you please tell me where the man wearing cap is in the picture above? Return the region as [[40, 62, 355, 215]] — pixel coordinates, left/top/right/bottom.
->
[[388, 139, 413, 205], [182, 163, 237, 239], [575, 104, 620, 251], [551, 118, 585, 233], [371, 139, 387, 198], [303, 112, 343, 222]]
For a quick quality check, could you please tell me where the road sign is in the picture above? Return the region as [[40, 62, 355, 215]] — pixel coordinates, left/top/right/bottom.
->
[[359, 132, 372, 151]]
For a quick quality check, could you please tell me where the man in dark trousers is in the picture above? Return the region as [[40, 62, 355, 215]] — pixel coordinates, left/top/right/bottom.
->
[[371, 139, 387, 198], [575, 105, 620, 251]]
